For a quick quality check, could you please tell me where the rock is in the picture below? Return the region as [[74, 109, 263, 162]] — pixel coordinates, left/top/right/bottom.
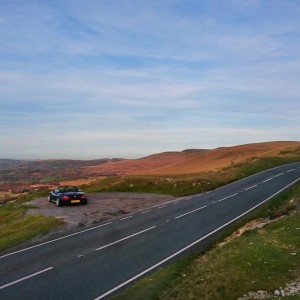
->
[[274, 289, 281, 296]]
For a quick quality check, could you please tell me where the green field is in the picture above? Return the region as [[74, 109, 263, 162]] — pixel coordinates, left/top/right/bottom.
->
[[0, 192, 62, 251]]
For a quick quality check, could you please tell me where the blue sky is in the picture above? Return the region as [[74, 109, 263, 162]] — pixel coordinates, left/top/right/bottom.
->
[[1, 0, 300, 159]]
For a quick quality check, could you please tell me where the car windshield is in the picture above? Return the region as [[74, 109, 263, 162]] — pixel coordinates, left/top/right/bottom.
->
[[58, 186, 78, 193]]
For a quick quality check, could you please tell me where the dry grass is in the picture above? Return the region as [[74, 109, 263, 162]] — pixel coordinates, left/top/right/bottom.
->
[[85, 141, 300, 176], [58, 177, 103, 187]]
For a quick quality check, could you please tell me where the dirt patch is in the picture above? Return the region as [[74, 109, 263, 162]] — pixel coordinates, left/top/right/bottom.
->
[[27, 192, 176, 232], [217, 216, 285, 248]]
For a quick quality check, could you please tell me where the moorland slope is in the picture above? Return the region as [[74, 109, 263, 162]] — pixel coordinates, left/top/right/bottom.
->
[[86, 141, 300, 176]]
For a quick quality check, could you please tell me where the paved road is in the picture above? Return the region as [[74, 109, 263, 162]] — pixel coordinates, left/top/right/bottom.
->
[[1, 163, 300, 300]]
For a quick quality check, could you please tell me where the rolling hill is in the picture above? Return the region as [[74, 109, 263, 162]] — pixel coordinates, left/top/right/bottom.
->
[[86, 141, 300, 176], [1, 141, 299, 195]]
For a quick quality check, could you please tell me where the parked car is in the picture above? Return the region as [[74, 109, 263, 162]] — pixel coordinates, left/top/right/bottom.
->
[[48, 186, 87, 207]]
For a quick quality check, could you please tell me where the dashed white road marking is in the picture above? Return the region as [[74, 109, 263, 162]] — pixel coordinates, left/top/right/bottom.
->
[[286, 169, 296, 172], [217, 193, 238, 202], [95, 226, 156, 251], [263, 178, 273, 183], [175, 205, 207, 219], [158, 205, 166, 209], [141, 210, 151, 214], [244, 184, 258, 191], [0, 222, 113, 259], [0, 267, 54, 290], [120, 216, 133, 221], [274, 172, 284, 178]]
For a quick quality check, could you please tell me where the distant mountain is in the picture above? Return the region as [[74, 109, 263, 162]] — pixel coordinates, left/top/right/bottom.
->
[[0, 158, 123, 170], [0, 158, 124, 192], [0, 159, 24, 168]]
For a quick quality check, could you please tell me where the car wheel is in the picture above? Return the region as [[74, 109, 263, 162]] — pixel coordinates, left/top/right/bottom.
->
[[56, 198, 62, 207]]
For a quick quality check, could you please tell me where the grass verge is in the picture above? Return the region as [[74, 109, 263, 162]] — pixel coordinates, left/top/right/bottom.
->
[[112, 182, 300, 300], [0, 192, 62, 251]]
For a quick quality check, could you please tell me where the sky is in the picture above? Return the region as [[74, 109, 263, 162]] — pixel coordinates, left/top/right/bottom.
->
[[1, 0, 300, 159]]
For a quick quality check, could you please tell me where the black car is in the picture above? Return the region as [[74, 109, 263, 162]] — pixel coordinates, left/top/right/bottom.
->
[[48, 186, 88, 207]]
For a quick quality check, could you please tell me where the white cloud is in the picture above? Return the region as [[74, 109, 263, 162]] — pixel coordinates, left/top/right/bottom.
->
[[0, 0, 299, 159]]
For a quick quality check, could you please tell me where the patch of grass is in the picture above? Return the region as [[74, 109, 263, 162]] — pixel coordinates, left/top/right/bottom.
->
[[28, 189, 50, 198], [0, 214, 62, 251], [228, 154, 300, 180], [112, 182, 300, 300], [39, 175, 61, 183], [0, 205, 26, 227], [82, 172, 229, 196], [0, 193, 62, 251], [160, 213, 300, 300]]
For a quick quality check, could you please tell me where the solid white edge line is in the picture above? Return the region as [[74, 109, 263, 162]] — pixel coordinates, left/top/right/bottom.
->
[[0, 267, 54, 290], [0, 222, 112, 259], [95, 226, 156, 251], [175, 206, 207, 219], [93, 177, 300, 300]]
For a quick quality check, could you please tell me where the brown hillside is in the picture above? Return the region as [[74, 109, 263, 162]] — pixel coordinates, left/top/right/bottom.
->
[[86, 141, 300, 176], [143, 141, 300, 175], [86, 149, 208, 175]]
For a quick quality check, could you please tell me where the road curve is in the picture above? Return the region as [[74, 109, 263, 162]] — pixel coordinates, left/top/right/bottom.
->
[[0, 162, 300, 300]]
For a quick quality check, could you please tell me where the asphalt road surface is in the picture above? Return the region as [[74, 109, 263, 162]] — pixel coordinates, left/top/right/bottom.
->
[[1, 163, 300, 300]]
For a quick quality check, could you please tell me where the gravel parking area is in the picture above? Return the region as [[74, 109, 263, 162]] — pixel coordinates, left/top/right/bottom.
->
[[27, 192, 176, 232]]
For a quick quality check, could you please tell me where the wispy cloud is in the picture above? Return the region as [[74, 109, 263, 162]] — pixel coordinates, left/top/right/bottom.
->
[[0, 0, 299, 158]]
